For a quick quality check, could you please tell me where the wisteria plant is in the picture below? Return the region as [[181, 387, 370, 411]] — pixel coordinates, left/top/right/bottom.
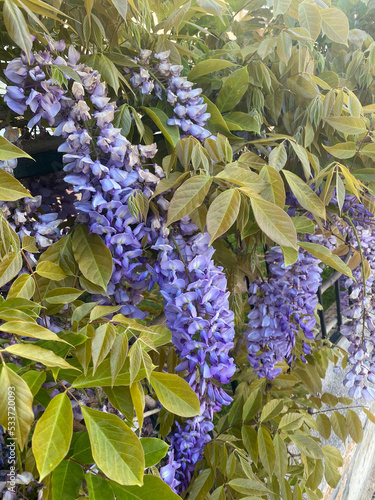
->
[[1, 0, 375, 499]]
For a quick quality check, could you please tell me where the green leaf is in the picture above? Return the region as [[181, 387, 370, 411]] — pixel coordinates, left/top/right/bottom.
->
[[45, 287, 83, 304], [289, 141, 311, 179], [260, 399, 284, 422], [84, 53, 120, 91], [363, 407, 375, 424], [140, 437, 169, 468], [72, 225, 113, 291], [0, 321, 68, 343], [141, 107, 180, 147], [298, 1, 321, 40], [323, 142, 357, 159], [278, 412, 304, 431], [321, 8, 349, 45], [241, 425, 258, 462], [298, 242, 353, 278], [273, 433, 288, 483], [259, 165, 285, 208], [130, 380, 145, 430], [249, 195, 297, 249], [103, 386, 133, 422], [0, 136, 32, 161], [306, 459, 324, 490], [281, 246, 299, 266], [188, 469, 215, 500], [224, 111, 260, 133], [68, 431, 94, 465], [113, 104, 132, 137], [0, 169, 30, 201], [0, 365, 34, 449], [7, 274, 35, 300], [188, 59, 236, 80], [346, 409, 363, 443], [129, 340, 142, 386], [207, 189, 241, 243], [52, 460, 83, 500], [283, 170, 325, 219], [257, 426, 276, 476], [4, 344, 78, 370], [51, 65, 81, 83], [228, 478, 272, 496], [3, 0, 32, 57], [150, 371, 200, 417], [0, 252, 22, 288], [91, 323, 117, 374], [110, 474, 180, 499], [243, 389, 262, 421], [166, 176, 212, 226], [324, 117, 366, 135], [217, 67, 249, 113], [269, 144, 287, 171], [86, 473, 113, 499], [82, 406, 144, 485], [290, 432, 324, 459], [32, 393, 73, 480]]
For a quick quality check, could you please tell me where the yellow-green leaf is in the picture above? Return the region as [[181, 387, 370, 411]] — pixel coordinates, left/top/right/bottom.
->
[[4, 344, 79, 370], [283, 170, 325, 219], [188, 59, 236, 80], [0, 169, 30, 201], [346, 409, 363, 443], [150, 371, 200, 417], [82, 406, 144, 485], [321, 8, 349, 45], [166, 176, 212, 226], [207, 189, 241, 243], [259, 164, 286, 208], [298, 241, 353, 278], [257, 426, 276, 476], [32, 393, 73, 480], [323, 142, 357, 159], [324, 116, 366, 135]]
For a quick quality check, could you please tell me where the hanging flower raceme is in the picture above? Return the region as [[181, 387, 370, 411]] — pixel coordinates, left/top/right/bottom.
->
[[246, 246, 323, 379], [128, 50, 212, 141], [4, 42, 163, 318], [338, 197, 375, 400], [153, 228, 235, 491]]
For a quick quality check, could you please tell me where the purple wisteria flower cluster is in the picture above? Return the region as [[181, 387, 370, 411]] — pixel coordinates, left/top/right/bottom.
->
[[4, 41, 163, 318], [338, 198, 375, 400], [246, 246, 323, 379], [153, 230, 235, 491], [129, 50, 212, 142]]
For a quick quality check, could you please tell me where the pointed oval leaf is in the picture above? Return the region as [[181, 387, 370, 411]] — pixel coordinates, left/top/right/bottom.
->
[[321, 8, 349, 45], [259, 165, 285, 208], [250, 195, 297, 249], [140, 437, 169, 468], [283, 170, 325, 219], [166, 176, 212, 226], [72, 225, 113, 291], [1, 321, 68, 343], [298, 241, 353, 278], [91, 323, 117, 374], [0, 365, 34, 449], [110, 474, 180, 499], [257, 426, 276, 476], [188, 59, 236, 80], [5, 344, 79, 370], [217, 67, 249, 113], [82, 406, 144, 485], [324, 117, 366, 135], [36, 261, 67, 281], [207, 189, 241, 243], [323, 142, 357, 159], [7, 273, 35, 299], [141, 107, 180, 147], [260, 399, 284, 422], [150, 371, 200, 417], [52, 460, 83, 500], [346, 409, 363, 443], [32, 393, 73, 480]]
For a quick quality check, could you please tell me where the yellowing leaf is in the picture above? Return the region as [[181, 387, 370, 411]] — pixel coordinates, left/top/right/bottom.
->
[[150, 371, 200, 417], [5, 344, 79, 370], [1, 321, 68, 343], [7, 274, 35, 300], [72, 225, 113, 291], [166, 176, 212, 226], [321, 8, 349, 45], [35, 261, 67, 281], [298, 241, 353, 278], [298, 2, 321, 40], [32, 393, 73, 480], [324, 116, 366, 135], [207, 189, 241, 243], [346, 409, 363, 443], [0, 365, 34, 449], [82, 406, 144, 485], [323, 142, 357, 159], [249, 195, 297, 249], [283, 170, 326, 219], [257, 426, 276, 476], [91, 323, 117, 374], [0, 169, 30, 201]]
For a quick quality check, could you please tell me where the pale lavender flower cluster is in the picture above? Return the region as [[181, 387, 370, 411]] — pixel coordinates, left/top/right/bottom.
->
[[153, 229, 235, 491], [338, 198, 375, 400], [129, 50, 211, 141], [246, 246, 323, 379], [4, 43, 162, 318]]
